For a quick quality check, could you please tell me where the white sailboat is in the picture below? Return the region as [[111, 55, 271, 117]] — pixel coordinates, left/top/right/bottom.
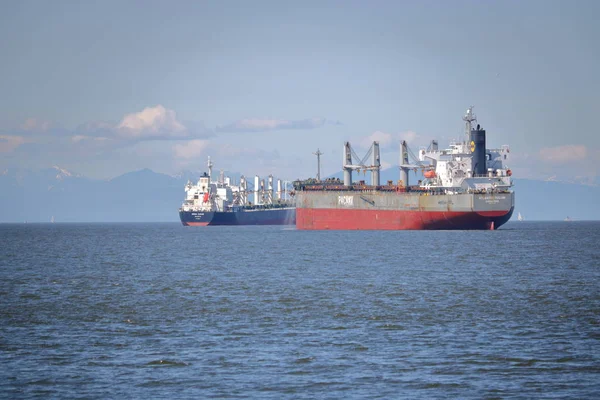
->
[[517, 212, 523, 221], [50, 216, 55, 223]]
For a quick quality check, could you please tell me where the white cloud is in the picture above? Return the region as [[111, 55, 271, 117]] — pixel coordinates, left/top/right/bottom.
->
[[216, 117, 326, 133], [360, 131, 394, 148], [117, 105, 187, 139], [173, 139, 210, 159], [0, 136, 27, 152], [399, 130, 419, 144], [539, 145, 587, 164]]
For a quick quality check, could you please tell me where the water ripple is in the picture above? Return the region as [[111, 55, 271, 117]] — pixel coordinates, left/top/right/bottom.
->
[[0, 221, 599, 399]]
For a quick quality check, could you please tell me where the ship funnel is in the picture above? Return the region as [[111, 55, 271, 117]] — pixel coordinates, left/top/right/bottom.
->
[[371, 141, 380, 186], [343, 142, 352, 186], [470, 127, 486, 176]]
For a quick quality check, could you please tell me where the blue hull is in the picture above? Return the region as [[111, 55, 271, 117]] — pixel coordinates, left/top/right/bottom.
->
[[180, 207, 296, 226]]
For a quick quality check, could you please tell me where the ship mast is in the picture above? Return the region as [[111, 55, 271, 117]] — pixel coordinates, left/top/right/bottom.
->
[[462, 106, 477, 146], [313, 148, 323, 181], [207, 156, 213, 183]]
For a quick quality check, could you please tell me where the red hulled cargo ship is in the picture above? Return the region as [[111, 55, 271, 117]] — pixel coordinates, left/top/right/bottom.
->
[[293, 107, 514, 230]]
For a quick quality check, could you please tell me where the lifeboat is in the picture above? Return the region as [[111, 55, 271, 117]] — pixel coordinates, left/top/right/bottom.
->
[[506, 169, 512, 176], [203, 192, 210, 203], [423, 170, 436, 179]]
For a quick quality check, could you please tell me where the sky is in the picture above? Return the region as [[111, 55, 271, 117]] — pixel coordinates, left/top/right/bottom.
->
[[0, 0, 598, 183]]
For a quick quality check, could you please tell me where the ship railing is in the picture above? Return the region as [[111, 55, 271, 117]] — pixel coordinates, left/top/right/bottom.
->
[[237, 202, 294, 211], [294, 179, 512, 196], [470, 173, 513, 179]]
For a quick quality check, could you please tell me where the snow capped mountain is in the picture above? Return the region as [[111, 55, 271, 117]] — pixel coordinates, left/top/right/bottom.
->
[[51, 166, 80, 180], [544, 175, 599, 187]]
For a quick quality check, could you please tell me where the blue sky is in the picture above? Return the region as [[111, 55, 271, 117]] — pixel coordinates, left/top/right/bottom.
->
[[1, 0, 598, 183]]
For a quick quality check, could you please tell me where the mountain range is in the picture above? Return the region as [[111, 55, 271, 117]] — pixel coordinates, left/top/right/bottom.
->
[[1, 166, 598, 222]]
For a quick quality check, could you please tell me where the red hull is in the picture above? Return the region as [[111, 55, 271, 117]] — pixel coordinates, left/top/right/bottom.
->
[[296, 208, 512, 230], [182, 222, 210, 227]]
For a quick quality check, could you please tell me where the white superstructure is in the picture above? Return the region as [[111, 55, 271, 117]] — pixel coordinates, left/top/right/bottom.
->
[[179, 157, 291, 213], [417, 107, 513, 193]]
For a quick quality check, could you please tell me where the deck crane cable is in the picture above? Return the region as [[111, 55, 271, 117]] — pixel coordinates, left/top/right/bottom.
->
[[349, 145, 362, 168], [359, 145, 373, 167], [348, 142, 376, 174], [404, 142, 425, 169]]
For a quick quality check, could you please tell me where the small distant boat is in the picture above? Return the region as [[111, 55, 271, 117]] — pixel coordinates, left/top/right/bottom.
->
[[564, 216, 572, 222], [517, 212, 523, 221], [50, 216, 55, 223]]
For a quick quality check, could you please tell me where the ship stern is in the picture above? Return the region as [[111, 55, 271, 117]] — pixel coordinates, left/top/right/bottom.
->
[[179, 210, 215, 226]]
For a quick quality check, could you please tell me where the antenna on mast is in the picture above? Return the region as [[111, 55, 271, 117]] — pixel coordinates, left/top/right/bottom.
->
[[207, 156, 213, 182], [313, 148, 323, 181], [462, 106, 477, 142]]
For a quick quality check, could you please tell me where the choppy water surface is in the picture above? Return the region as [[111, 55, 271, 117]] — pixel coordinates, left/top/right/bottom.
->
[[1, 222, 599, 399]]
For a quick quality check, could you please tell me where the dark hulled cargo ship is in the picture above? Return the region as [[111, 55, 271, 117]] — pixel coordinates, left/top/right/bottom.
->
[[293, 107, 514, 230], [179, 205, 295, 226], [179, 158, 295, 226]]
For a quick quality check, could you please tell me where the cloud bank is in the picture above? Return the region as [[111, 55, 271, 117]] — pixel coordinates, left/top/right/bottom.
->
[[539, 145, 588, 164], [3, 105, 210, 148], [0, 107, 339, 178], [20, 118, 53, 132], [359, 130, 420, 150], [173, 139, 210, 159], [216, 117, 326, 133]]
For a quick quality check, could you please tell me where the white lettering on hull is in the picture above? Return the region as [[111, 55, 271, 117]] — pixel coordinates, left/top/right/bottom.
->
[[338, 196, 353, 207], [478, 195, 506, 204]]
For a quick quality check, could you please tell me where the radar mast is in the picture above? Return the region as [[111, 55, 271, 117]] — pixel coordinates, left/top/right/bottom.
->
[[313, 148, 323, 181], [207, 156, 213, 182], [462, 106, 477, 143]]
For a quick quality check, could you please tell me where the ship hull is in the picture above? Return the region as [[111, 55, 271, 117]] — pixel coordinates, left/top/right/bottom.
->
[[297, 208, 513, 230], [179, 207, 296, 226], [296, 191, 514, 230]]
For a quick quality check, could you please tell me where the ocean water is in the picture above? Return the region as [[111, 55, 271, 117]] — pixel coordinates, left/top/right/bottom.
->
[[1, 221, 599, 399]]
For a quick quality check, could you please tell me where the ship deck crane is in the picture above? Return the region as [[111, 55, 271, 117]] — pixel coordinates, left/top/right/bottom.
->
[[343, 141, 381, 186]]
